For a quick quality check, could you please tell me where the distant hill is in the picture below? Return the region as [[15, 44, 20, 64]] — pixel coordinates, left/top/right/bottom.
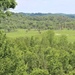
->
[[18, 12, 75, 18], [0, 12, 75, 32]]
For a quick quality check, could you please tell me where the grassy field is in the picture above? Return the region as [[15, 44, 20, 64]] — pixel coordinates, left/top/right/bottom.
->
[[55, 30, 75, 42], [6, 29, 75, 42], [6, 29, 44, 38]]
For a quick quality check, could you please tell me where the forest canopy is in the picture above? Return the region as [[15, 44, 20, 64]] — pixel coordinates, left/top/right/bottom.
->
[[0, 13, 75, 32]]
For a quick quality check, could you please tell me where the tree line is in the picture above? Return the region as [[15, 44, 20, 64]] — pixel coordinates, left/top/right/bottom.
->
[[0, 13, 75, 32]]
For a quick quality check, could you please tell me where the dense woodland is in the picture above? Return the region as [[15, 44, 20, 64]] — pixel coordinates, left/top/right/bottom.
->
[[0, 12, 75, 75], [0, 13, 75, 32], [0, 30, 75, 75]]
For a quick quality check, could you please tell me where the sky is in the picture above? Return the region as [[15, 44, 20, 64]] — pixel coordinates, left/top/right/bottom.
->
[[11, 0, 75, 14]]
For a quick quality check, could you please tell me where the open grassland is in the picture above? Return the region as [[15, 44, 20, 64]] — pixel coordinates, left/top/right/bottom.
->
[[6, 29, 75, 42], [6, 29, 44, 38], [55, 30, 75, 42]]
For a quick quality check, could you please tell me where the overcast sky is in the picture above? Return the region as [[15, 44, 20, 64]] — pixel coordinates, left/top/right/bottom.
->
[[11, 0, 75, 14]]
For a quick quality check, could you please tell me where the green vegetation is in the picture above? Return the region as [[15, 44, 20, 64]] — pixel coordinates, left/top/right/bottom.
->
[[0, 30, 75, 75], [0, 0, 17, 18], [6, 29, 75, 42], [0, 0, 16, 12], [0, 13, 75, 31], [0, 3, 75, 74], [6, 29, 42, 38]]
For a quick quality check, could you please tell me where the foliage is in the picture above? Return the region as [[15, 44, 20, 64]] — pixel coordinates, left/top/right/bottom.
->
[[0, 30, 75, 75], [0, 0, 17, 11], [30, 69, 49, 75], [1, 13, 75, 31], [0, 4, 75, 74]]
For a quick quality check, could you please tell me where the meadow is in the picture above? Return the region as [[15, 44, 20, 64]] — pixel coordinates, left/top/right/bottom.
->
[[6, 29, 75, 42]]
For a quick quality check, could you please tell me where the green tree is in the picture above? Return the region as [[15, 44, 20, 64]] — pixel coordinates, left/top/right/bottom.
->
[[46, 30, 55, 47], [0, 0, 17, 11], [0, 0, 16, 17], [58, 35, 68, 50]]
